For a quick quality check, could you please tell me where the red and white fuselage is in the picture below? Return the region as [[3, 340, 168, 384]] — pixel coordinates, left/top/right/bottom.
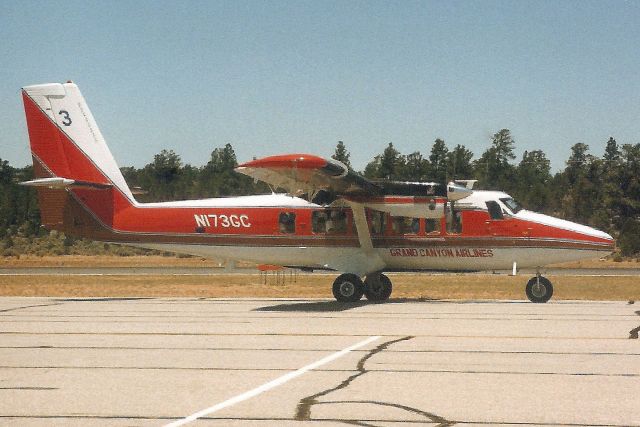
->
[[20, 82, 614, 301]]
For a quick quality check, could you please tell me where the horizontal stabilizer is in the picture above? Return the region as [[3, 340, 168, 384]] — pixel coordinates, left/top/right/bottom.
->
[[20, 177, 112, 190]]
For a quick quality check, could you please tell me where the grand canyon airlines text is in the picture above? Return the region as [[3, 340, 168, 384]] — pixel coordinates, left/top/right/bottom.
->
[[21, 82, 614, 303]]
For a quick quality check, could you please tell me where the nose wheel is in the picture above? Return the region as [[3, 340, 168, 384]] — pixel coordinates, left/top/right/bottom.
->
[[526, 275, 553, 303]]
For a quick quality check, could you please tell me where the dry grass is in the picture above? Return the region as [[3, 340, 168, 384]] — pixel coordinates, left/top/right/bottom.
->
[[0, 273, 638, 301], [0, 255, 257, 269], [0, 255, 215, 268], [550, 258, 640, 269]]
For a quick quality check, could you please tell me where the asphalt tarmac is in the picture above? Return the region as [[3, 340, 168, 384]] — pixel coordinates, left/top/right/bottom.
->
[[0, 297, 638, 426]]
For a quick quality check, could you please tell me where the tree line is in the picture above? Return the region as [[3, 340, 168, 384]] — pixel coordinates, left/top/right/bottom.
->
[[1, 131, 639, 257]]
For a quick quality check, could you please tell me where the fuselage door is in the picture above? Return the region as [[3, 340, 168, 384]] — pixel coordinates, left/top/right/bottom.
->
[[485, 200, 510, 236]]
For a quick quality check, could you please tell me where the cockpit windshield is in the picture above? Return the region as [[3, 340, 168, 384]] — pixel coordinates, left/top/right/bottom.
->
[[499, 197, 523, 214]]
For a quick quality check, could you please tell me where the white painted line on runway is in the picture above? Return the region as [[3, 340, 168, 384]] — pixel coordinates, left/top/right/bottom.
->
[[164, 335, 380, 426]]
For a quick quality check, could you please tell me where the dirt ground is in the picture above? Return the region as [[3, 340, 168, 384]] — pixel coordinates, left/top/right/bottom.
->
[[0, 273, 638, 301], [1, 255, 638, 300], [0, 255, 219, 268]]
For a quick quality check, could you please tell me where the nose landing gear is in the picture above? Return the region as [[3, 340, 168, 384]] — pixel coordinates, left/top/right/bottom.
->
[[526, 272, 553, 303]]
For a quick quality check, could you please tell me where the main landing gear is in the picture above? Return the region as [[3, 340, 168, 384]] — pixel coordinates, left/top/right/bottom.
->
[[332, 273, 393, 303], [525, 272, 553, 303]]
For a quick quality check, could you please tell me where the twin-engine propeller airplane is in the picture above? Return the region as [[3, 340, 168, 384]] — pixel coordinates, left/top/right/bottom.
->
[[20, 82, 614, 303]]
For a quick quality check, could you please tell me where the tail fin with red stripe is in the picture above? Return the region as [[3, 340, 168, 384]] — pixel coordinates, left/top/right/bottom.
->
[[21, 82, 135, 233], [21, 82, 134, 201]]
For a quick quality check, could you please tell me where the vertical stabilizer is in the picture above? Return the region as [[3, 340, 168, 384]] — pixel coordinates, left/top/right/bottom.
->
[[22, 82, 135, 201]]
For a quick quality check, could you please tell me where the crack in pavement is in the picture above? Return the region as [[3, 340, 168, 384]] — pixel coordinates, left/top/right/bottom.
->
[[0, 387, 57, 390], [0, 303, 62, 313], [295, 335, 456, 426], [629, 310, 640, 339], [314, 400, 455, 426]]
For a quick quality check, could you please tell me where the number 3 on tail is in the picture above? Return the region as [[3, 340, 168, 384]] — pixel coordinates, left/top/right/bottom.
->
[[58, 110, 72, 126]]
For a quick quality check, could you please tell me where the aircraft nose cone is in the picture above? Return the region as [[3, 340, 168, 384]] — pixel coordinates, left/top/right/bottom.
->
[[567, 221, 615, 251], [576, 221, 612, 238], [516, 210, 615, 251], [601, 230, 615, 249]]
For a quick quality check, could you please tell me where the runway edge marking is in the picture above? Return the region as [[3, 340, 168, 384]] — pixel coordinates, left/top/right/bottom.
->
[[164, 335, 381, 426]]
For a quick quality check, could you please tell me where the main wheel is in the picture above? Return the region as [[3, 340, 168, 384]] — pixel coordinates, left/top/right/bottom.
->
[[526, 276, 553, 303], [332, 273, 364, 302], [364, 273, 393, 302]]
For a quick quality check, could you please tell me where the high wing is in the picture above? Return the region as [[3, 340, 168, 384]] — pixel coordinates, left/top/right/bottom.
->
[[236, 154, 382, 197], [235, 154, 470, 202]]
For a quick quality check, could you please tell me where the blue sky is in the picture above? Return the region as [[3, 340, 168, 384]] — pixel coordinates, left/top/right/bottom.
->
[[1, 0, 639, 172]]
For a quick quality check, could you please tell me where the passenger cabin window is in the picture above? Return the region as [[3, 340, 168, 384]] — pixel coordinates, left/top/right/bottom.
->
[[445, 202, 462, 234], [486, 201, 504, 220], [370, 210, 386, 235], [312, 210, 347, 234], [312, 211, 327, 233], [425, 218, 441, 234], [392, 217, 420, 235], [327, 210, 347, 234], [279, 212, 296, 234]]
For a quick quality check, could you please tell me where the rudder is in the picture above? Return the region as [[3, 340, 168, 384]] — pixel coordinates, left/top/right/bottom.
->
[[22, 82, 134, 201]]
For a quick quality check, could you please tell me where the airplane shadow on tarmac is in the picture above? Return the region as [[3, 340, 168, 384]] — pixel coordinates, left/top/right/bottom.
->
[[253, 298, 532, 312], [56, 297, 152, 302], [253, 298, 441, 312]]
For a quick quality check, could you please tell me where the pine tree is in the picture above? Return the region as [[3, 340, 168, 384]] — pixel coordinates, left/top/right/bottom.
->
[[404, 151, 429, 181], [200, 143, 252, 196], [474, 129, 516, 191], [603, 137, 621, 162], [378, 143, 405, 180], [139, 149, 183, 201], [515, 150, 551, 211], [561, 143, 600, 225], [429, 139, 449, 183], [447, 144, 474, 180], [332, 141, 351, 169]]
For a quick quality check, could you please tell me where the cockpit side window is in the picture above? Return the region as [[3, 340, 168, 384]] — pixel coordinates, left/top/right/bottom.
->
[[486, 201, 504, 220], [499, 197, 523, 214]]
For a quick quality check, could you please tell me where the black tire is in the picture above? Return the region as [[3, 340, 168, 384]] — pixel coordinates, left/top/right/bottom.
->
[[526, 276, 553, 303], [332, 273, 364, 302], [364, 273, 393, 302]]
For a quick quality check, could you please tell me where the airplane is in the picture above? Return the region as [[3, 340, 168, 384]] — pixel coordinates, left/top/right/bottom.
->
[[20, 82, 615, 303]]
